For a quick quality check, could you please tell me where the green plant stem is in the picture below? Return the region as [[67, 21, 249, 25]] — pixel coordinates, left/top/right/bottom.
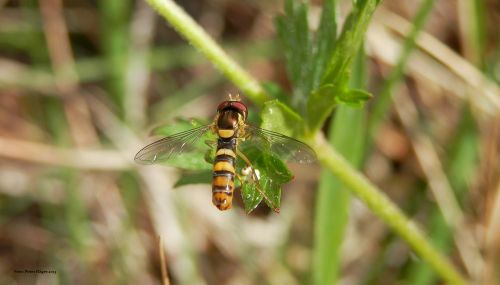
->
[[313, 134, 466, 285], [144, 0, 270, 106], [143, 0, 467, 284]]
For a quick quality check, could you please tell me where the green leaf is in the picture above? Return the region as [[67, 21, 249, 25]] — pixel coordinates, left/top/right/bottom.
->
[[165, 153, 212, 170], [306, 0, 380, 132], [240, 101, 298, 212], [260, 175, 282, 210], [260, 99, 304, 137], [239, 146, 293, 213], [335, 88, 373, 107], [241, 182, 263, 213], [307, 83, 344, 131], [276, 0, 313, 111], [311, 0, 338, 90], [174, 170, 213, 187]]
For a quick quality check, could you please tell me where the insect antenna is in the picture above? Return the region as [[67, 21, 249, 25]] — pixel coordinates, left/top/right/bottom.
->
[[228, 93, 241, 101]]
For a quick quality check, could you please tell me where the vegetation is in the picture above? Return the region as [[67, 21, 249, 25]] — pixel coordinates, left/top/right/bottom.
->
[[0, 0, 498, 284]]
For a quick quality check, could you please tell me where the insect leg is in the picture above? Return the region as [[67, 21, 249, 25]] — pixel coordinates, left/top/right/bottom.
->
[[234, 173, 245, 189], [236, 149, 280, 213]]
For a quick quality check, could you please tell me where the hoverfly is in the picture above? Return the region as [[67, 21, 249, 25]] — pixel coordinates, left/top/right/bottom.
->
[[135, 95, 316, 212]]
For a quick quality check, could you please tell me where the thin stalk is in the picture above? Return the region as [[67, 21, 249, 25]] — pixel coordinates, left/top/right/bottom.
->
[[144, 0, 270, 106]]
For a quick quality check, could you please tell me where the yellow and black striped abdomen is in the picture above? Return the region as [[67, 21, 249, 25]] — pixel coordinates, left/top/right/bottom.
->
[[212, 145, 237, 210], [212, 107, 243, 211]]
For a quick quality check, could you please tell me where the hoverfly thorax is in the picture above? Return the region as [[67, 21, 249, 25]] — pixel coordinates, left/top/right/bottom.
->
[[215, 100, 247, 139]]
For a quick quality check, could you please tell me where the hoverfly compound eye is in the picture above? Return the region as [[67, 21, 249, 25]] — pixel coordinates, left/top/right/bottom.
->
[[230, 101, 248, 119], [217, 100, 248, 118], [217, 101, 231, 112]]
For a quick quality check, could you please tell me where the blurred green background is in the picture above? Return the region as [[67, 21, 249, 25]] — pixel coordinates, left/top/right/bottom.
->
[[0, 0, 498, 284]]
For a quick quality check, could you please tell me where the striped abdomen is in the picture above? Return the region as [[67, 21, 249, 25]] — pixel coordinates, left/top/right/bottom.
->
[[212, 138, 237, 210]]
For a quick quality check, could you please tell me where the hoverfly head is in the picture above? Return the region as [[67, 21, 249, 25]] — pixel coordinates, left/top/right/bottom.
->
[[217, 95, 248, 120]]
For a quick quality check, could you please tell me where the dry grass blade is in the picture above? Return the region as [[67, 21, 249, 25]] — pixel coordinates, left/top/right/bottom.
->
[[159, 236, 171, 285], [485, 180, 500, 285], [0, 58, 57, 94], [373, 7, 500, 117], [125, 1, 156, 129], [87, 96, 206, 284], [394, 85, 484, 281], [39, 0, 98, 147], [0, 136, 130, 170]]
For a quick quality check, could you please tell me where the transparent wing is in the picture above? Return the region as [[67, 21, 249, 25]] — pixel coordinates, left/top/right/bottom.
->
[[241, 125, 316, 163], [134, 124, 213, 164]]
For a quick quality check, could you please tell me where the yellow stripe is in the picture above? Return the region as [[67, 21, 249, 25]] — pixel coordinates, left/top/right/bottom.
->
[[218, 129, 234, 138], [216, 148, 236, 158], [213, 161, 235, 173], [212, 176, 234, 189]]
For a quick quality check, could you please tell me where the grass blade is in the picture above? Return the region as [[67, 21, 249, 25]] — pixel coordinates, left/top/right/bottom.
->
[[406, 106, 480, 284], [313, 49, 367, 285], [368, 0, 435, 136], [99, 0, 131, 110], [458, 0, 487, 68]]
